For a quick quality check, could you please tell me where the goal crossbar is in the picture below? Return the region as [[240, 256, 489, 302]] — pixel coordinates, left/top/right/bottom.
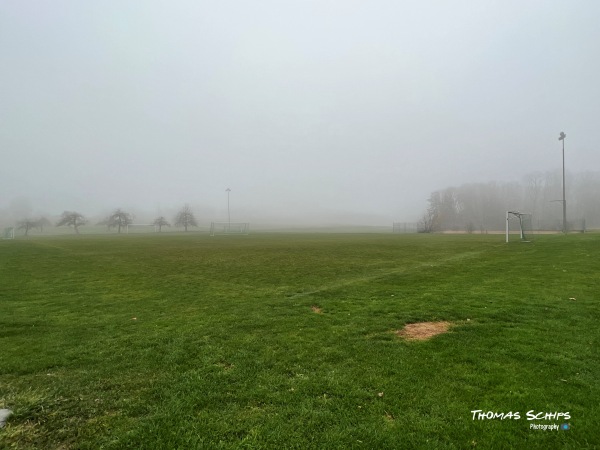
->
[[126, 224, 157, 234], [210, 222, 249, 236]]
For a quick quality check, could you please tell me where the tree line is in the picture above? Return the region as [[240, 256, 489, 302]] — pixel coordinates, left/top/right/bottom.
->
[[419, 170, 600, 233], [16, 205, 199, 235]]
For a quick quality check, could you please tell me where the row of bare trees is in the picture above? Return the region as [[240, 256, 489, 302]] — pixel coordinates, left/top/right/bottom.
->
[[16, 205, 199, 235], [418, 170, 600, 233], [16, 217, 52, 236]]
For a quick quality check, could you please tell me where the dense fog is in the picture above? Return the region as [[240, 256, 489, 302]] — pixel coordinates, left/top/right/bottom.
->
[[1, 1, 599, 230]]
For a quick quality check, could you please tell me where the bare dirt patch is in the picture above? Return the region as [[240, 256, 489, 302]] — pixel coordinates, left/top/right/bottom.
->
[[311, 305, 323, 314], [396, 321, 452, 341]]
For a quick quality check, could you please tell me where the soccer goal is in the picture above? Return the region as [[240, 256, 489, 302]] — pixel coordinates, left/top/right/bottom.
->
[[210, 222, 249, 236], [126, 224, 157, 234], [392, 222, 418, 233], [2, 227, 15, 240], [505, 211, 533, 243]]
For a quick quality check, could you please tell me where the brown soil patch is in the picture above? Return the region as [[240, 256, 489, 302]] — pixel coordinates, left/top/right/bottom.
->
[[396, 321, 452, 341], [311, 305, 323, 314]]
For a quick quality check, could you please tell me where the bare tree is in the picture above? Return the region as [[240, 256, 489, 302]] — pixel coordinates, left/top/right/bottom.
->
[[36, 217, 52, 232], [107, 209, 132, 234], [418, 192, 442, 233], [153, 216, 171, 232], [56, 211, 87, 234], [174, 205, 198, 232], [418, 205, 439, 233], [17, 219, 37, 236]]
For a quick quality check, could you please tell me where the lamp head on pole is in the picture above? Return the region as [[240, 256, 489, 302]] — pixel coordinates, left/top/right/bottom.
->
[[558, 132, 566, 141]]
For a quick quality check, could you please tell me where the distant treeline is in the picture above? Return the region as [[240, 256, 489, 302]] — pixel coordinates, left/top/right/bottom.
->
[[419, 170, 600, 232]]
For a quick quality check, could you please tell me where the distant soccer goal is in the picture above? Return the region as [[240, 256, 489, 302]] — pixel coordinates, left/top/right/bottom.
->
[[393, 222, 418, 233], [126, 224, 157, 234], [210, 222, 249, 236], [506, 211, 533, 243], [2, 227, 15, 240]]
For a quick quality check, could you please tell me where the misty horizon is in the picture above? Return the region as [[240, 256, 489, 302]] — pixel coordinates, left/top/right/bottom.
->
[[4, 168, 599, 232]]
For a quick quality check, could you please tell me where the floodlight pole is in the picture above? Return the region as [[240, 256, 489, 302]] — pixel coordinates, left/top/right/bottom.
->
[[226, 188, 231, 230], [558, 132, 567, 234]]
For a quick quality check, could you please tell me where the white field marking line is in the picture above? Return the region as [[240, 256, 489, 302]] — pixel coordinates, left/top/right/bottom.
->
[[287, 250, 485, 300], [28, 241, 77, 252]]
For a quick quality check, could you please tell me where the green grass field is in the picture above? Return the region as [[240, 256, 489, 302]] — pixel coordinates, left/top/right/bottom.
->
[[1, 233, 599, 449]]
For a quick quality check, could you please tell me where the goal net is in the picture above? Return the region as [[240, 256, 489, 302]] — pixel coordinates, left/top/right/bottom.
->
[[505, 211, 533, 243], [126, 224, 157, 234], [393, 222, 418, 233], [210, 222, 249, 236], [2, 227, 15, 240]]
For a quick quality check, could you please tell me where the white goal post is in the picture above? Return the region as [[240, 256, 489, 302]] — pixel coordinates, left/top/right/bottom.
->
[[2, 227, 15, 240], [126, 224, 158, 234], [210, 222, 249, 236], [506, 211, 532, 243]]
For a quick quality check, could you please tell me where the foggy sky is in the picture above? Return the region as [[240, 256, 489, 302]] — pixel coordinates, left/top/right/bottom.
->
[[1, 1, 599, 226]]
